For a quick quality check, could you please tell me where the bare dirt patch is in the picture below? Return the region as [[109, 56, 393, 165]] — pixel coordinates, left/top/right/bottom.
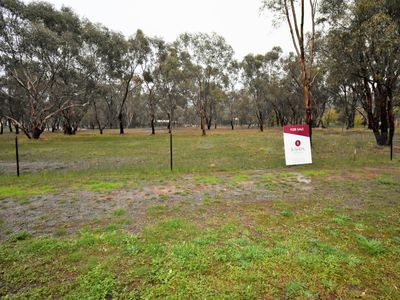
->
[[0, 172, 284, 239], [0, 161, 71, 175], [6, 167, 394, 240]]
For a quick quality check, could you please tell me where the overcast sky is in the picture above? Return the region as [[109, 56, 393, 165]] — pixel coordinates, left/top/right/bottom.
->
[[25, 0, 294, 59]]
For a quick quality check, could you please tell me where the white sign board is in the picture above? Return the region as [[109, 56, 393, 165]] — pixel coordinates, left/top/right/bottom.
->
[[283, 125, 312, 166]]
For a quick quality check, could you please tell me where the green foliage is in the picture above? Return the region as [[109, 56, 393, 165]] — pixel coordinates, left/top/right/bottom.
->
[[9, 231, 32, 242], [356, 234, 387, 255], [280, 210, 294, 217], [332, 214, 352, 225], [70, 264, 117, 300], [213, 238, 267, 268], [112, 208, 126, 216], [147, 204, 167, 215], [0, 185, 54, 199], [377, 174, 398, 186], [323, 206, 336, 213], [233, 174, 250, 182], [195, 175, 224, 185], [84, 181, 123, 192], [322, 108, 340, 126], [285, 281, 307, 298]]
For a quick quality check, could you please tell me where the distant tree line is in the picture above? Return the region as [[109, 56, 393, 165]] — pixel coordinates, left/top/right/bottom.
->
[[0, 0, 399, 145]]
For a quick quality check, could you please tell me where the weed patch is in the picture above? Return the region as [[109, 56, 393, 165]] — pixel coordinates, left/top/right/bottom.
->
[[356, 234, 387, 255], [9, 231, 32, 242], [70, 264, 117, 299], [377, 174, 398, 186], [112, 208, 126, 216]]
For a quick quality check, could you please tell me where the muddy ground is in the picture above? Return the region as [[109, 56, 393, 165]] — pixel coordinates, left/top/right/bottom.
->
[[0, 171, 319, 239]]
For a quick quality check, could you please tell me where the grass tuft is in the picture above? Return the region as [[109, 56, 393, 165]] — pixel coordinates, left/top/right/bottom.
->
[[112, 208, 126, 216], [280, 210, 294, 217], [9, 231, 32, 242], [72, 264, 117, 299], [377, 174, 398, 186], [356, 234, 387, 255], [285, 281, 307, 298]]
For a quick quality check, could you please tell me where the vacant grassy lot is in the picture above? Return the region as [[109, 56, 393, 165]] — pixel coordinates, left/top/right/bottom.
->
[[0, 127, 399, 299]]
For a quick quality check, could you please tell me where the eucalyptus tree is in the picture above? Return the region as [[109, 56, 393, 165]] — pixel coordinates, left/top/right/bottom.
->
[[0, 0, 87, 139], [241, 47, 282, 131], [176, 32, 234, 135], [101, 29, 149, 134], [278, 53, 304, 124], [323, 0, 400, 145], [208, 83, 226, 129], [235, 90, 256, 127], [78, 22, 112, 134], [262, 0, 319, 135], [140, 36, 166, 134], [324, 55, 359, 129], [224, 60, 241, 130], [0, 74, 28, 133], [156, 46, 188, 133]]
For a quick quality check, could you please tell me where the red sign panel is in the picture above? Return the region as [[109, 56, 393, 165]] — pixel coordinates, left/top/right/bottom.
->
[[283, 125, 310, 137]]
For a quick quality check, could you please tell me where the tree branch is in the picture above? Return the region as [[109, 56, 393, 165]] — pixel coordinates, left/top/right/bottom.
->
[[5, 115, 32, 139]]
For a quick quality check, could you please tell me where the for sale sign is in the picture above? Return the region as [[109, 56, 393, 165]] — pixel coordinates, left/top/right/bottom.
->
[[283, 125, 312, 166]]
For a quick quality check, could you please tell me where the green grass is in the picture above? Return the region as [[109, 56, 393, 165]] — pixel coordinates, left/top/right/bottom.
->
[[112, 208, 126, 217], [377, 174, 398, 186], [147, 204, 167, 215], [0, 127, 399, 299], [84, 181, 124, 192], [356, 234, 387, 255], [0, 185, 55, 198]]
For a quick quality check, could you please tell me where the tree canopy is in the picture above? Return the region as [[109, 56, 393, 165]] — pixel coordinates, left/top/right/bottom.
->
[[0, 0, 398, 144]]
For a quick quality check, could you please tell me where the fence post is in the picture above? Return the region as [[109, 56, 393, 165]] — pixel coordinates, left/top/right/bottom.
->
[[170, 132, 173, 171], [390, 137, 393, 161], [15, 136, 20, 177]]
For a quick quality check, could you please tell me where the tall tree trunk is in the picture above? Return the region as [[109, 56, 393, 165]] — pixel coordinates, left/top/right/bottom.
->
[[93, 101, 104, 135], [256, 110, 264, 132], [32, 126, 43, 139], [118, 113, 124, 135], [206, 116, 212, 130], [200, 110, 206, 136], [362, 80, 388, 146], [0, 120, 3, 134], [117, 74, 133, 135], [151, 115, 155, 135], [346, 93, 357, 129], [303, 71, 313, 143], [378, 91, 389, 145], [64, 124, 74, 135], [346, 103, 356, 129], [8, 119, 13, 133], [167, 113, 171, 134]]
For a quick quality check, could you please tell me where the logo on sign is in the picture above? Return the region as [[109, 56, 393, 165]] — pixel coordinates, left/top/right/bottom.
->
[[295, 140, 301, 147]]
